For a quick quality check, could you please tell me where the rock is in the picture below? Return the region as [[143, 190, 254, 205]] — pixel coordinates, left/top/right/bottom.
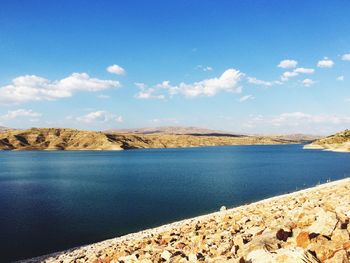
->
[[160, 250, 172, 261], [308, 208, 338, 237], [220, 206, 227, 211], [296, 231, 310, 248], [324, 249, 348, 263], [276, 229, 292, 242], [188, 253, 197, 262]]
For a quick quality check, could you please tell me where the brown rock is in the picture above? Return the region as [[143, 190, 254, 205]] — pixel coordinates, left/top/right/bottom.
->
[[276, 229, 292, 242], [295, 231, 310, 249]]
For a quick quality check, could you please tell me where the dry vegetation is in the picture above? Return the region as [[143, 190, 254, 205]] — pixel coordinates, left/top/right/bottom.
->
[[0, 128, 310, 151], [304, 129, 350, 152]]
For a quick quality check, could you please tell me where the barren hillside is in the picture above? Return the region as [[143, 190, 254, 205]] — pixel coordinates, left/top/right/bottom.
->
[[304, 129, 350, 152], [0, 128, 309, 151]]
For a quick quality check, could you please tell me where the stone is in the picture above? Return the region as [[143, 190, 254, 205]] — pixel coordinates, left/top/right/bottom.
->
[[220, 206, 227, 211], [324, 249, 349, 263], [308, 209, 338, 237], [160, 250, 172, 261], [296, 231, 310, 248], [276, 229, 292, 242]]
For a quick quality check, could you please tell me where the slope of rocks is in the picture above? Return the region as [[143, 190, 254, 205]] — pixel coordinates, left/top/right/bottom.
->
[[304, 129, 350, 152], [22, 178, 350, 263], [0, 128, 306, 151]]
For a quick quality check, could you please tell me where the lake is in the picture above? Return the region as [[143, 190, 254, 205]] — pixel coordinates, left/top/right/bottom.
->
[[0, 144, 349, 262]]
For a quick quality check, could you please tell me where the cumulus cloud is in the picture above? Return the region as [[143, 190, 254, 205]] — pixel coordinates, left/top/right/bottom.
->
[[317, 58, 334, 68], [239, 94, 255, 102], [278, 59, 298, 69], [341, 53, 350, 61], [76, 111, 123, 124], [337, 76, 344, 81], [0, 73, 120, 104], [135, 69, 244, 99], [280, 67, 315, 81], [134, 83, 166, 100], [302, 79, 315, 87], [1, 109, 42, 120], [106, 64, 126, 75]]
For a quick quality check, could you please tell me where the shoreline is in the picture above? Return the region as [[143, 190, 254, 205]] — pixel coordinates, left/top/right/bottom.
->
[[21, 177, 350, 262], [3, 142, 304, 152]]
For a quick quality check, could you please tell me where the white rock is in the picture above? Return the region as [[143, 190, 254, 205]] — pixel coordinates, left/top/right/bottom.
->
[[160, 250, 172, 261]]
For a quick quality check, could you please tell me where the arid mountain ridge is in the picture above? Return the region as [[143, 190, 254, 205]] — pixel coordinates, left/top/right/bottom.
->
[[0, 127, 319, 151], [304, 129, 350, 152]]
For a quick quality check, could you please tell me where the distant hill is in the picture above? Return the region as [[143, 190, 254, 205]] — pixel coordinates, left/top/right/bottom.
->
[[304, 129, 350, 152], [106, 126, 231, 135], [272, 134, 322, 143], [0, 126, 12, 133], [0, 127, 310, 151]]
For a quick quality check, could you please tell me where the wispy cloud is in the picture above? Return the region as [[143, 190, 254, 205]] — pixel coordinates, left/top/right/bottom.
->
[[97, 94, 111, 99], [0, 73, 120, 104], [239, 94, 255, 102], [76, 111, 123, 124], [195, 65, 213, 71], [341, 53, 350, 61], [247, 77, 281, 87], [244, 112, 350, 134], [1, 109, 42, 120], [337, 75, 344, 81]]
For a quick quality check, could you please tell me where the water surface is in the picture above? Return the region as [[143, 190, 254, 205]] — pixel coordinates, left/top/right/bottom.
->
[[0, 145, 349, 262]]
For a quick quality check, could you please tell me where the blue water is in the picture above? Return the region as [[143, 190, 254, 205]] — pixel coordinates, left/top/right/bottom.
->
[[0, 145, 349, 262]]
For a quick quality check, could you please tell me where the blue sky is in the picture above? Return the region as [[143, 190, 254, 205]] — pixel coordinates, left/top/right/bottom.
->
[[0, 1, 349, 134]]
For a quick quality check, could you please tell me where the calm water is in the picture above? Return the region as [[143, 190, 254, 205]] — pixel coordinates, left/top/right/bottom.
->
[[0, 145, 349, 262]]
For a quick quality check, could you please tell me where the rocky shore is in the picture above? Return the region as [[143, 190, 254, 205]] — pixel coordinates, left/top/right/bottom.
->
[[22, 178, 350, 263], [304, 129, 350, 153]]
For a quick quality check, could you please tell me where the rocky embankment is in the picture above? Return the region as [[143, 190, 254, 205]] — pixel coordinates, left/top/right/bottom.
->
[[23, 178, 350, 263], [304, 129, 350, 152], [0, 128, 307, 151]]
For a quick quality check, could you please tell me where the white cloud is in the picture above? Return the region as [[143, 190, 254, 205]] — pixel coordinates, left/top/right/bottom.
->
[[196, 65, 213, 71], [341, 53, 350, 61], [76, 111, 123, 124], [337, 76, 344, 81], [280, 67, 315, 81], [244, 112, 350, 134], [247, 77, 282, 87], [294, 68, 314, 74], [106, 64, 126, 75], [135, 69, 244, 99], [239, 94, 255, 102], [0, 73, 120, 104], [134, 83, 166, 100], [1, 109, 42, 120], [301, 78, 315, 87], [317, 58, 334, 68], [281, 71, 299, 81], [278, 59, 298, 69]]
